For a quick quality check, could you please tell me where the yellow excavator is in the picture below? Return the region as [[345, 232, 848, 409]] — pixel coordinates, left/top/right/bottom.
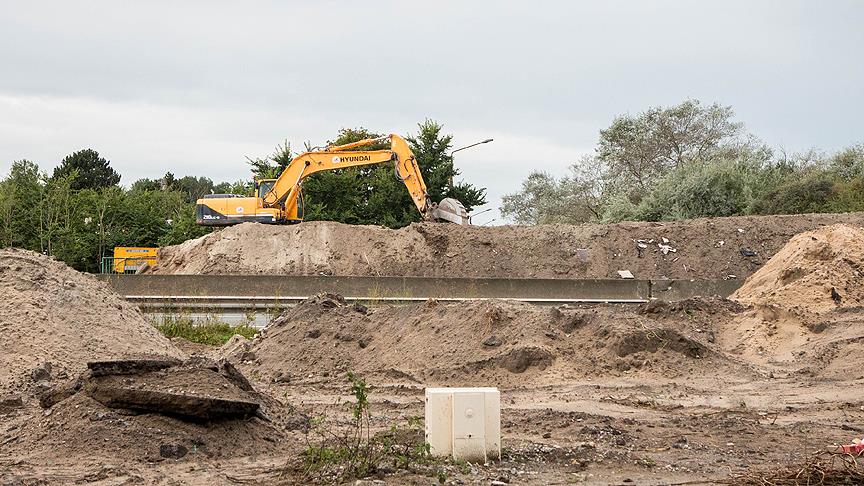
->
[[196, 133, 469, 226]]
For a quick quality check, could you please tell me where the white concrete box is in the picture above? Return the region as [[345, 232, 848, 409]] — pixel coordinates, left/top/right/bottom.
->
[[425, 387, 501, 462]]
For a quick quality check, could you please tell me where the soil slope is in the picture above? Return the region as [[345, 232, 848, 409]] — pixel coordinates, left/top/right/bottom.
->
[[0, 248, 183, 394], [227, 294, 753, 387], [146, 212, 864, 279]]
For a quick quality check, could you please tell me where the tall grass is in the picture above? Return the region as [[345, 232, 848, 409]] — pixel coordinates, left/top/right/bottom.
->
[[152, 315, 257, 346]]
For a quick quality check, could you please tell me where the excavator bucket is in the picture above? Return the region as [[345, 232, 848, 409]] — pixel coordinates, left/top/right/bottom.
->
[[428, 198, 470, 225]]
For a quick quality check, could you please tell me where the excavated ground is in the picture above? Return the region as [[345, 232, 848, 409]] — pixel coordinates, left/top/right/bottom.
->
[[3, 218, 864, 484], [146, 212, 864, 280]]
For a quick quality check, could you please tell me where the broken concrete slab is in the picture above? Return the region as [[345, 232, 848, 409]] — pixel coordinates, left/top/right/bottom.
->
[[39, 378, 83, 408], [218, 360, 254, 392], [87, 358, 183, 377], [87, 384, 259, 421]]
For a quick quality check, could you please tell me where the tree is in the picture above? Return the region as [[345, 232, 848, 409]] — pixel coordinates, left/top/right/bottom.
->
[[0, 160, 42, 248], [174, 176, 215, 203], [597, 100, 744, 192], [247, 140, 293, 180], [503, 99, 762, 224], [406, 119, 486, 212], [501, 157, 603, 225], [52, 149, 120, 190]]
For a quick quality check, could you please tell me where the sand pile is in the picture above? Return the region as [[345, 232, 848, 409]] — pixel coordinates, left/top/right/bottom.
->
[[731, 224, 864, 314], [145, 212, 864, 279], [0, 248, 183, 393], [718, 224, 864, 372], [227, 294, 749, 387]]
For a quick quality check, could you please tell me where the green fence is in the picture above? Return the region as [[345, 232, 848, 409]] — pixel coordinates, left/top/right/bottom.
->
[[100, 256, 155, 274]]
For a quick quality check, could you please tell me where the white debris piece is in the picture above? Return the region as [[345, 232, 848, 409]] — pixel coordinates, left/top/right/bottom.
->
[[617, 270, 635, 279]]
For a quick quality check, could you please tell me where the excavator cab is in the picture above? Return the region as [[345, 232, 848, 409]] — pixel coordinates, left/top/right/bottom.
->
[[255, 179, 304, 223], [257, 179, 276, 199]]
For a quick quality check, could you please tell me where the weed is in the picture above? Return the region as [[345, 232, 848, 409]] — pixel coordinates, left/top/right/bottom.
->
[[151, 315, 257, 345], [301, 372, 432, 482]]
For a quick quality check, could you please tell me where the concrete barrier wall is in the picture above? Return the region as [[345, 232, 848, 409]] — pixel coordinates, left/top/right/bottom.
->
[[96, 275, 742, 301]]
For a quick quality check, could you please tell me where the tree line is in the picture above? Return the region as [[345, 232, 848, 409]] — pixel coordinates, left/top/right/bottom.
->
[[0, 120, 486, 272], [502, 100, 864, 224]]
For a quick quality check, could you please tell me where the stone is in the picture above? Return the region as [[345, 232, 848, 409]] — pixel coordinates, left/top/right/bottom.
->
[[272, 371, 292, 384], [159, 443, 189, 459], [483, 335, 503, 347], [0, 394, 24, 413], [30, 362, 53, 382]]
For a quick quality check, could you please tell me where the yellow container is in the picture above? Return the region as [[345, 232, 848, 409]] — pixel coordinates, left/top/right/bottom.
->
[[113, 247, 158, 273]]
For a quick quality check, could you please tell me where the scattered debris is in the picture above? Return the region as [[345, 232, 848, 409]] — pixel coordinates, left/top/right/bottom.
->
[[839, 438, 864, 455], [740, 248, 758, 257], [617, 270, 635, 279]]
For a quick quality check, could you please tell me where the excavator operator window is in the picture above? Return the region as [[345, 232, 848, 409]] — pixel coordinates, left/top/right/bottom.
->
[[257, 180, 276, 200]]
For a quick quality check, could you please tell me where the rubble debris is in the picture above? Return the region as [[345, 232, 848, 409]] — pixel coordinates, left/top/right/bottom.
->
[[831, 287, 842, 304], [839, 438, 864, 455], [617, 270, 635, 279], [218, 359, 255, 392], [87, 379, 259, 421], [85, 361, 261, 421]]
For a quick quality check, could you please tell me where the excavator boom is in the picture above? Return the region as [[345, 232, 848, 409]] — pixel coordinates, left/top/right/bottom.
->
[[196, 133, 469, 226]]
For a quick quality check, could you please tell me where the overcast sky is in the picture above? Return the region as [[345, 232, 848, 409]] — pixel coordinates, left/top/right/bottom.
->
[[1, 1, 862, 224]]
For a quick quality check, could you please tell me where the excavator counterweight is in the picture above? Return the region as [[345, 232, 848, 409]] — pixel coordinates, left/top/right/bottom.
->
[[196, 134, 469, 226]]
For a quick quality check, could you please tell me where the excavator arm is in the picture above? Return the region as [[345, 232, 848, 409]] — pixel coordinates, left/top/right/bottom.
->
[[262, 134, 432, 217], [195, 133, 469, 226]]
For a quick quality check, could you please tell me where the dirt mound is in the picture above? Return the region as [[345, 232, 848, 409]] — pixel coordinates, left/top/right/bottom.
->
[[229, 294, 749, 387], [0, 248, 183, 394], [3, 359, 286, 467], [731, 224, 864, 314], [717, 225, 864, 373], [146, 212, 864, 279]]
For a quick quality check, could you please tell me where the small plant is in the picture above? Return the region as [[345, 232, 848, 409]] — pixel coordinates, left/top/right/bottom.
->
[[301, 372, 431, 482], [152, 315, 257, 345]]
